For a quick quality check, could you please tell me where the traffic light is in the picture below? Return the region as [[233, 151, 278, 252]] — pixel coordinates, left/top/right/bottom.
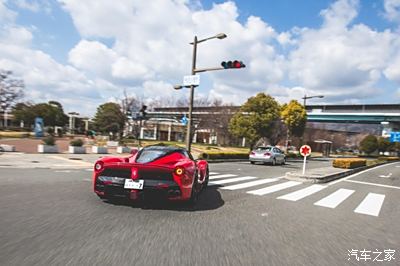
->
[[139, 105, 147, 118], [221, 60, 246, 69]]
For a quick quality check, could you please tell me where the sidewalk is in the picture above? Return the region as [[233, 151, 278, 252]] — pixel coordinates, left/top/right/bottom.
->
[[0, 138, 122, 154], [285, 161, 393, 183]]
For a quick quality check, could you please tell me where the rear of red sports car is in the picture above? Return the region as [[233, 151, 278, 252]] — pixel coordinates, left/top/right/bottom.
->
[[93, 146, 208, 203]]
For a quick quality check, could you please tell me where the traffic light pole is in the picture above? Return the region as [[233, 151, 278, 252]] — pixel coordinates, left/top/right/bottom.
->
[[186, 36, 197, 153]]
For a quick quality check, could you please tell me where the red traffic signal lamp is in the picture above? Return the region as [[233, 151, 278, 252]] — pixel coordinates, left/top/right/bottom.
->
[[221, 60, 246, 69]]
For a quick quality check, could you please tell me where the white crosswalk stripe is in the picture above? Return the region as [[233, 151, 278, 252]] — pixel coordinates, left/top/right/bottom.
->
[[221, 178, 280, 190], [209, 174, 237, 180], [314, 188, 354, 209], [277, 184, 326, 201], [209, 176, 257, 185], [206, 172, 387, 217], [247, 181, 301, 196], [354, 193, 385, 217]]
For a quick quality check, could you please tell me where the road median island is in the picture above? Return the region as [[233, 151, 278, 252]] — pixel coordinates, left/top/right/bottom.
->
[[285, 158, 399, 183]]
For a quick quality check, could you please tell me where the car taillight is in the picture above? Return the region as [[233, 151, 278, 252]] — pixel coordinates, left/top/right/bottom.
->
[[131, 167, 138, 180], [264, 152, 271, 156], [174, 167, 185, 176], [94, 161, 104, 172], [250, 152, 255, 155]]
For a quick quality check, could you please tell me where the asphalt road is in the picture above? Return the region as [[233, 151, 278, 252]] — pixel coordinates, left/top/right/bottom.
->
[[0, 160, 399, 266]]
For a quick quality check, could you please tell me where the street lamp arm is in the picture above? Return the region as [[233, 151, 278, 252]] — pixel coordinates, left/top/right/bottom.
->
[[194, 67, 225, 73], [190, 33, 227, 44]]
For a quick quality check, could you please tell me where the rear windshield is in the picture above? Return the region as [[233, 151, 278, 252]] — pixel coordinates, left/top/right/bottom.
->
[[135, 149, 171, 163], [255, 147, 271, 151]]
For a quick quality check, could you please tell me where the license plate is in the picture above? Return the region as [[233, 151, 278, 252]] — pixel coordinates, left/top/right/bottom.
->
[[124, 179, 144, 190]]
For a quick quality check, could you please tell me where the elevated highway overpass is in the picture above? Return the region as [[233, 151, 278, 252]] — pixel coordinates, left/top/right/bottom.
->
[[151, 104, 399, 136]]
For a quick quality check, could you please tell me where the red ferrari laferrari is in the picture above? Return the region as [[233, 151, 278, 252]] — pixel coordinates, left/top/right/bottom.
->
[[93, 145, 209, 204]]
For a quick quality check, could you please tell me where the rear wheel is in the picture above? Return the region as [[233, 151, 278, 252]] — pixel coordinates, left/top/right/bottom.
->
[[250, 161, 255, 164], [203, 167, 209, 189], [189, 173, 199, 206]]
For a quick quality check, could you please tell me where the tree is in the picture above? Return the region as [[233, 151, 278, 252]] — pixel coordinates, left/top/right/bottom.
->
[[229, 93, 281, 148], [377, 137, 392, 153], [1, 70, 24, 127], [281, 100, 307, 138], [12, 102, 35, 127], [359, 135, 378, 155], [11, 101, 68, 128], [93, 102, 125, 139]]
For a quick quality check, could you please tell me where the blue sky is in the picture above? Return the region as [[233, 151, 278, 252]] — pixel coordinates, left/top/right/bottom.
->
[[1, 0, 400, 115]]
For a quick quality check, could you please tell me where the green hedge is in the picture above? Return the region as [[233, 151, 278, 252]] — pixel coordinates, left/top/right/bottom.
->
[[70, 139, 84, 147], [285, 152, 302, 159], [333, 158, 366, 169], [198, 152, 249, 160]]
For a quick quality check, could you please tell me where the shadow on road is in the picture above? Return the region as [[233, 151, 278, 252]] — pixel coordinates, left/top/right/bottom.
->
[[102, 186, 224, 212]]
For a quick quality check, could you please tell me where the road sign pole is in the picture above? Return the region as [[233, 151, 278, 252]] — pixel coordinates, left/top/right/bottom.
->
[[300, 145, 311, 175]]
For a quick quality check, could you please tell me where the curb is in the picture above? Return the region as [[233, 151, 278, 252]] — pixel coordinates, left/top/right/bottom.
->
[[285, 161, 395, 183], [205, 158, 306, 163]]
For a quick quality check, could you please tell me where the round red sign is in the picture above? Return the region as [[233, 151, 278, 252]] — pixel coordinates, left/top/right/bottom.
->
[[300, 145, 312, 157]]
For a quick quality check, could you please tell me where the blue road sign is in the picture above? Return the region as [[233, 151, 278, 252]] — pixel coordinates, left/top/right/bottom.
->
[[180, 115, 188, 126], [390, 132, 400, 143], [34, 117, 44, 138]]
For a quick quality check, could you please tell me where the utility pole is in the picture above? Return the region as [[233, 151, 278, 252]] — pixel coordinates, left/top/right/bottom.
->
[[185, 36, 197, 153]]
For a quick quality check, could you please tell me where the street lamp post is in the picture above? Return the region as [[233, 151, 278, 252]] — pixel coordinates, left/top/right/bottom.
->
[[182, 33, 227, 153], [302, 94, 324, 107], [186, 36, 198, 153]]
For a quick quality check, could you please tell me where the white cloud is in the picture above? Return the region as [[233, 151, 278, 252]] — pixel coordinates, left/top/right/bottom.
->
[[0, 0, 16, 23], [383, 0, 400, 23], [68, 40, 117, 77], [320, 0, 359, 30], [289, 0, 396, 102], [1, 0, 400, 116]]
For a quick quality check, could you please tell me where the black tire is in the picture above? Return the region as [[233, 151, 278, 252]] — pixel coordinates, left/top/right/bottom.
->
[[203, 167, 209, 188], [250, 161, 255, 164], [189, 173, 199, 206], [272, 158, 276, 166], [0, 146, 4, 155]]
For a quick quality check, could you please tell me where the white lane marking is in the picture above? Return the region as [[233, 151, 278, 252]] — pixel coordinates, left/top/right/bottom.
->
[[379, 173, 392, 178], [49, 156, 92, 166], [210, 176, 257, 185], [221, 178, 281, 190], [209, 172, 219, 175], [354, 193, 385, 217], [247, 181, 301, 196], [54, 170, 72, 173], [344, 180, 400, 190], [277, 184, 327, 201], [209, 174, 237, 180], [328, 162, 400, 186], [85, 169, 93, 171], [314, 188, 354, 209]]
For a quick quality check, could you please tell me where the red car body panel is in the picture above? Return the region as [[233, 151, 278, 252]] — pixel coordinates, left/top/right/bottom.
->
[[93, 147, 208, 202]]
